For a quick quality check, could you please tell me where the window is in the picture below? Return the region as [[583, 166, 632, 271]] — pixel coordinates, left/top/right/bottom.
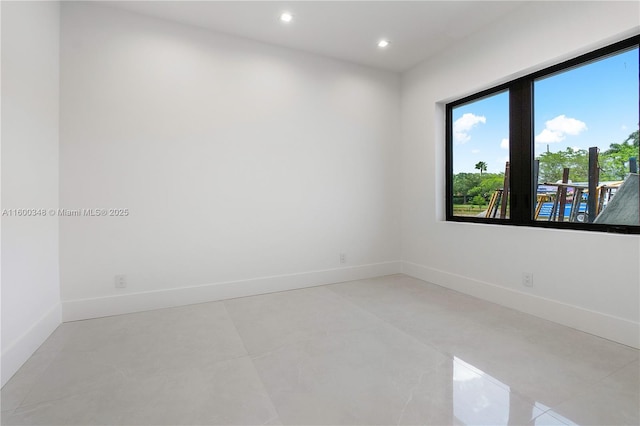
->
[[450, 91, 510, 219], [446, 36, 639, 233]]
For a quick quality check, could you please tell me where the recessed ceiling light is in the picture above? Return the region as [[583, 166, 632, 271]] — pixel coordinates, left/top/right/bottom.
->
[[280, 12, 293, 23], [377, 39, 390, 48]]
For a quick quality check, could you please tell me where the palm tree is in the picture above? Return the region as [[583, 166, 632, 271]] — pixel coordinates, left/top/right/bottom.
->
[[475, 161, 488, 175]]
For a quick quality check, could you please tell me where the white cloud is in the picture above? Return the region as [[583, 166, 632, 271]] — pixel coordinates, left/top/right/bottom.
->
[[547, 115, 587, 135], [535, 115, 587, 143], [453, 113, 486, 143], [536, 128, 564, 143], [500, 138, 509, 149], [471, 149, 480, 154]]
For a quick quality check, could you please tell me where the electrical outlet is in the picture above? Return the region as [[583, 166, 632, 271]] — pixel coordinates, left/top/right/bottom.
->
[[522, 272, 533, 288], [115, 274, 127, 288], [340, 253, 347, 264]]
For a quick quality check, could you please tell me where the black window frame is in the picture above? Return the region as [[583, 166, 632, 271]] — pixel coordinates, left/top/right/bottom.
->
[[446, 35, 640, 234]]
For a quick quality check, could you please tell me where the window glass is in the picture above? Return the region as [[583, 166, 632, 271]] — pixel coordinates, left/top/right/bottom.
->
[[451, 90, 510, 219], [446, 36, 639, 233], [534, 48, 639, 225]]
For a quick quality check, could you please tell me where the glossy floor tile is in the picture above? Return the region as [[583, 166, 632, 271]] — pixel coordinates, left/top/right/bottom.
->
[[2, 274, 638, 425], [224, 286, 380, 356]]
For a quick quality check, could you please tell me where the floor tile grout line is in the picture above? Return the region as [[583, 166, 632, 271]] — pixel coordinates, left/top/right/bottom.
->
[[225, 283, 396, 361], [542, 356, 640, 418], [322, 279, 589, 412], [8, 350, 272, 420], [7, 349, 137, 413], [323, 281, 457, 363], [396, 274, 640, 353], [234, 281, 462, 425], [219, 301, 251, 359], [8, 394, 75, 415], [600, 357, 640, 381], [223, 280, 455, 425], [3, 349, 60, 414], [220, 300, 285, 425], [4, 276, 637, 425], [247, 321, 382, 363], [5, 306, 258, 418], [326, 277, 640, 365], [530, 408, 570, 426]]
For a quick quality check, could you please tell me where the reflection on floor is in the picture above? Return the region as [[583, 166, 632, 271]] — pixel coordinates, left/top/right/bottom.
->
[[452, 356, 582, 426], [1, 274, 638, 425]]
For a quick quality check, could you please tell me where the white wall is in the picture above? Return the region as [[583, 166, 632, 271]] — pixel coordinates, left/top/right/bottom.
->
[[4, 3, 635, 380], [1, 1, 61, 386], [59, 3, 401, 320], [401, 1, 640, 348]]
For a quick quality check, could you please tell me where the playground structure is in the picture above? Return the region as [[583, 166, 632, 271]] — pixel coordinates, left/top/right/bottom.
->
[[534, 180, 623, 222], [593, 173, 639, 225], [485, 148, 639, 225], [485, 163, 510, 219]]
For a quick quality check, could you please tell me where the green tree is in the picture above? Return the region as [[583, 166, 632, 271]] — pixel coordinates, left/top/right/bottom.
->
[[537, 148, 588, 183], [537, 131, 639, 183], [468, 173, 504, 202], [472, 195, 486, 205], [474, 161, 488, 175], [453, 172, 481, 204], [600, 130, 639, 180]]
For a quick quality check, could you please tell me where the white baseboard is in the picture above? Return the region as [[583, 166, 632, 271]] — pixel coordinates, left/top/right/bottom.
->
[[61, 259, 638, 348], [402, 261, 640, 349], [62, 261, 402, 322], [1, 303, 61, 387]]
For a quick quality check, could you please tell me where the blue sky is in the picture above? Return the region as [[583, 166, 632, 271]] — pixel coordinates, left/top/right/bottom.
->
[[452, 47, 639, 174]]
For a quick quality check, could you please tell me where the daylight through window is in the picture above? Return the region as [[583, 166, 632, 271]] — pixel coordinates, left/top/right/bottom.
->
[[446, 36, 639, 233]]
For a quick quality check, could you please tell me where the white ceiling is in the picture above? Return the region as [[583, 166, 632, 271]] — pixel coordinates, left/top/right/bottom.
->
[[100, 1, 528, 72]]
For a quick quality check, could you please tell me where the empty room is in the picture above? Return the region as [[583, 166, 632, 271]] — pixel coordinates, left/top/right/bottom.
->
[[1, 1, 639, 425]]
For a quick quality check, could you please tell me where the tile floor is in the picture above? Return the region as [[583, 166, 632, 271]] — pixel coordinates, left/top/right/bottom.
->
[[1, 274, 638, 425]]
